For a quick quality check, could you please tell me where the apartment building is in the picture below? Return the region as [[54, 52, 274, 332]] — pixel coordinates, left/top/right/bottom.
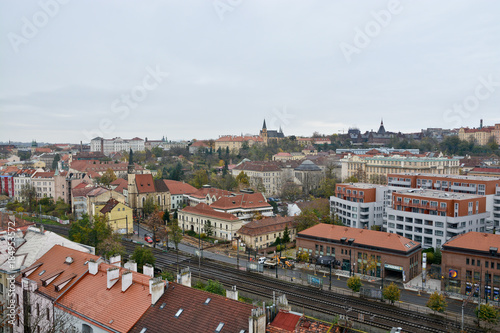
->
[[385, 189, 489, 249], [458, 125, 499, 145], [341, 154, 460, 181], [387, 173, 500, 231], [214, 135, 263, 153], [236, 216, 298, 250], [209, 192, 273, 222], [13, 169, 37, 200], [90, 136, 145, 155], [297, 223, 421, 282], [231, 161, 282, 196], [441, 232, 500, 299], [330, 183, 394, 230]]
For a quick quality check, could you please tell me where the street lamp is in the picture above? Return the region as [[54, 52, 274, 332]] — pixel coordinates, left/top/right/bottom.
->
[[329, 258, 333, 291]]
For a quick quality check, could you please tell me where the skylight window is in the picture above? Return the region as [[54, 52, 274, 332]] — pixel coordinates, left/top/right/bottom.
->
[[160, 303, 166, 309], [215, 322, 225, 332], [140, 328, 147, 333], [204, 298, 211, 305], [174, 309, 183, 318], [39, 270, 46, 276]]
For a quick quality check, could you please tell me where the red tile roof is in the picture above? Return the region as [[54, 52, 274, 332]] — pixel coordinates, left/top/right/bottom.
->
[[135, 174, 156, 193], [269, 310, 301, 332], [237, 216, 297, 237], [443, 232, 500, 253], [56, 262, 153, 332], [189, 187, 235, 200], [163, 180, 197, 195], [16, 245, 100, 300], [110, 178, 128, 194], [298, 224, 420, 253], [100, 198, 120, 214], [215, 135, 263, 142], [210, 193, 271, 210], [181, 203, 239, 221], [32, 171, 55, 179], [129, 282, 254, 333], [233, 161, 282, 172]]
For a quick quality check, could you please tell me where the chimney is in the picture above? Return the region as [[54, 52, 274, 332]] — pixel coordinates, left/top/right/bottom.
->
[[121, 271, 133, 292], [149, 277, 165, 305], [40, 225, 44, 234], [480, 119, 483, 129], [124, 260, 137, 272], [176, 267, 191, 287], [89, 260, 99, 275], [107, 267, 120, 289], [248, 307, 266, 333], [226, 285, 238, 301], [143, 264, 154, 277], [110, 254, 121, 267]]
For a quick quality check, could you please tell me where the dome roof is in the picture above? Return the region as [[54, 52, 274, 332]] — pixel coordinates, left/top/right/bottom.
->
[[295, 160, 321, 171]]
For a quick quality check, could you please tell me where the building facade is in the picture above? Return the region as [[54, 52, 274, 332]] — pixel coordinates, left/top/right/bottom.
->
[[90, 137, 145, 155], [341, 154, 461, 182], [296, 223, 421, 282], [441, 232, 500, 299], [231, 161, 282, 196], [385, 189, 489, 249], [330, 183, 394, 230], [236, 216, 298, 250], [388, 173, 500, 231]]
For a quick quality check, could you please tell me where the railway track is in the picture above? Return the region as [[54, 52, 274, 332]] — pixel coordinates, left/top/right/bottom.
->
[[122, 241, 482, 333]]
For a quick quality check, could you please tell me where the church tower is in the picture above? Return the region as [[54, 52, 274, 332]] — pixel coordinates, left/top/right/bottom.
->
[[260, 119, 268, 144]]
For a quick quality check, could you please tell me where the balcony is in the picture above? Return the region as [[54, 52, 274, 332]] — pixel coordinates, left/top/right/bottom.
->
[[451, 185, 477, 193], [389, 179, 411, 186]]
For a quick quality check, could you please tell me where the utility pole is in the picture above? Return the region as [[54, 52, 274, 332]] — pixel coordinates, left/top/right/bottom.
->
[[329, 260, 332, 291]]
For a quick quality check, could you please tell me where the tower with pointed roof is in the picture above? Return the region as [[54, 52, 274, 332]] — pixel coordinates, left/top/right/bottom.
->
[[377, 119, 386, 134], [260, 119, 268, 144]]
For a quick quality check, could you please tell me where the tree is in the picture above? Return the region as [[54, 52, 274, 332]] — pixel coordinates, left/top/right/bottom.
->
[[142, 196, 157, 217], [68, 214, 112, 249], [145, 210, 166, 248], [433, 247, 442, 265], [282, 226, 291, 244], [20, 183, 37, 212], [280, 181, 302, 202], [97, 233, 125, 260], [205, 219, 213, 237], [383, 282, 401, 304], [314, 177, 336, 198], [295, 209, 320, 232], [170, 220, 183, 273], [347, 275, 362, 292], [475, 303, 500, 329], [236, 171, 250, 186], [131, 246, 156, 272], [344, 175, 358, 183], [190, 169, 209, 188], [205, 280, 226, 296], [100, 168, 117, 187], [51, 153, 60, 170], [426, 292, 447, 313]]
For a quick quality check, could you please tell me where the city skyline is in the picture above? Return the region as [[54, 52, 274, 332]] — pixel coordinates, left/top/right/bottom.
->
[[1, 0, 499, 143]]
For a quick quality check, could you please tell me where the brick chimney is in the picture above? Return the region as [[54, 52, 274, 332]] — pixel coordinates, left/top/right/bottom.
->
[[89, 260, 99, 275], [149, 277, 165, 305], [121, 271, 133, 292], [110, 254, 121, 267], [143, 264, 154, 277], [107, 267, 120, 289], [124, 260, 137, 272]]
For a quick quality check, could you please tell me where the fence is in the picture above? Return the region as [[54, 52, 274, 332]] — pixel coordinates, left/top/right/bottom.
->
[[4, 210, 70, 225]]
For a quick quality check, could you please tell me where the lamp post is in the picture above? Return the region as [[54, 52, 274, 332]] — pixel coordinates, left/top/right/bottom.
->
[[329, 259, 333, 291], [235, 236, 240, 270]]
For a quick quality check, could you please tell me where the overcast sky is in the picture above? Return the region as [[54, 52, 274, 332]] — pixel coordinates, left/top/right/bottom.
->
[[1, 0, 499, 144]]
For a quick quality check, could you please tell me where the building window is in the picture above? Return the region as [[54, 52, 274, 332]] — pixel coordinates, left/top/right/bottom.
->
[[477, 260, 480, 267], [466, 258, 469, 265]]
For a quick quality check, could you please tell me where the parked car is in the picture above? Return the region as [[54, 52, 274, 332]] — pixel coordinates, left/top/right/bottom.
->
[[144, 235, 153, 243]]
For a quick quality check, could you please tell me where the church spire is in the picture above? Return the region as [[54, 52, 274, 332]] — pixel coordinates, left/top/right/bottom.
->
[[262, 119, 267, 129]]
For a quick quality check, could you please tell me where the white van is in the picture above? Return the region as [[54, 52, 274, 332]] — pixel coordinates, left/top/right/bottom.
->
[[258, 257, 267, 264]]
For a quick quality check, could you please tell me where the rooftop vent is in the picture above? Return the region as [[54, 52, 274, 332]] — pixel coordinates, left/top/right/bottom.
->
[[65, 257, 74, 264]]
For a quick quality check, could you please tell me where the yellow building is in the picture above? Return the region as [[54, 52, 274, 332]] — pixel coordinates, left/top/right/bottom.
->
[[97, 198, 134, 234], [458, 126, 498, 145]]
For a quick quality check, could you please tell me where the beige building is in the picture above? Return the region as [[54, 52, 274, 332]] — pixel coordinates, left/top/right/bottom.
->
[[236, 216, 298, 250], [231, 161, 282, 196], [96, 198, 134, 234], [458, 125, 499, 145], [214, 135, 263, 154], [127, 174, 171, 216], [341, 154, 460, 182], [179, 203, 242, 240]]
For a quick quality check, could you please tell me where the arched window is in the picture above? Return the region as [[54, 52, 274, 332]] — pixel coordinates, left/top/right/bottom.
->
[[82, 324, 93, 333]]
